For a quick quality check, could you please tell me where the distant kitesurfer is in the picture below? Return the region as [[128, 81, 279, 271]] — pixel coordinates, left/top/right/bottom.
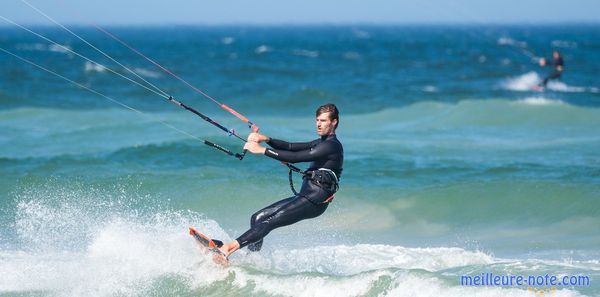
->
[[214, 103, 344, 259], [538, 50, 564, 88]]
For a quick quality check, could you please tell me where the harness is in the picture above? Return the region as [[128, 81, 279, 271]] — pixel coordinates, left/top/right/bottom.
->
[[284, 163, 339, 203]]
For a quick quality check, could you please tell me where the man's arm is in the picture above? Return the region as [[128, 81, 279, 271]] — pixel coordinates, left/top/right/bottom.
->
[[267, 138, 315, 152], [248, 132, 315, 151], [264, 140, 335, 163]]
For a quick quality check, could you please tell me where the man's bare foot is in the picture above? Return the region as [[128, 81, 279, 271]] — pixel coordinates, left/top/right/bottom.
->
[[218, 240, 241, 257]]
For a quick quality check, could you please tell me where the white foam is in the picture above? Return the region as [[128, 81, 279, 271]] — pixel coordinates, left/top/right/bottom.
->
[[16, 43, 47, 51], [255, 45, 272, 54], [48, 44, 72, 54], [2, 190, 229, 296], [235, 269, 386, 297], [546, 81, 587, 93], [551, 40, 577, 48], [352, 29, 370, 39], [15, 43, 71, 54], [500, 72, 540, 91], [515, 97, 564, 106], [423, 85, 439, 93], [497, 37, 526, 48], [0, 220, 214, 296], [84, 61, 107, 73], [133, 67, 161, 78], [293, 49, 319, 58], [221, 36, 235, 45], [521, 258, 600, 272], [239, 244, 495, 275]]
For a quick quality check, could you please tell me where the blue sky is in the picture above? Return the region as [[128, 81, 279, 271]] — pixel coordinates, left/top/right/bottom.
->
[[3, 0, 599, 25]]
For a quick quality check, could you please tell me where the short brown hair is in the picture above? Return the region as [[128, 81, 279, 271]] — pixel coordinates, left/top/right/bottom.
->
[[316, 103, 339, 129]]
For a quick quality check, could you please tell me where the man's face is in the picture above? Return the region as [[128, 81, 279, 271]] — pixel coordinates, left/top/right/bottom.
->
[[316, 112, 337, 136]]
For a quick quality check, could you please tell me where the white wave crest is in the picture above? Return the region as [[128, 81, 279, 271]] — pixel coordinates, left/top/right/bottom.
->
[[293, 49, 319, 58], [241, 244, 495, 275], [423, 85, 439, 93], [16, 43, 47, 51], [545, 81, 587, 93], [48, 44, 72, 54], [501, 71, 540, 91], [221, 36, 235, 45], [352, 29, 370, 39], [497, 37, 526, 48], [16, 43, 72, 54], [255, 45, 272, 54], [133, 67, 161, 78], [515, 97, 564, 106], [84, 61, 107, 73], [551, 40, 577, 48]]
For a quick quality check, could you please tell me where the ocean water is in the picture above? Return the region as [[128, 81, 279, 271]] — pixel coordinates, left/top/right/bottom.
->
[[1, 25, 599, 296]]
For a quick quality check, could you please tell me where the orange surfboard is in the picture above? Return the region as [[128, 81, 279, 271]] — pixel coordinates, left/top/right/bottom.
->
[[188, 227, 229, 266], [530, 85, 545, 92]]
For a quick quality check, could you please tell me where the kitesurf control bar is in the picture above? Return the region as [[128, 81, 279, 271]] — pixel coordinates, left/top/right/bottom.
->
[[204, 140, 246, 160], [167, 96, 247, 160], [167, 96, 245, 142]]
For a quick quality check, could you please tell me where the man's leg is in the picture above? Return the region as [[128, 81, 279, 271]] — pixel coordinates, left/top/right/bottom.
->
[[219, 196, 327, 257], [248, 196, 296, 251], [541, 71, 561, 87], [236, 196, 327, 249], [217, 196, 296, 256]]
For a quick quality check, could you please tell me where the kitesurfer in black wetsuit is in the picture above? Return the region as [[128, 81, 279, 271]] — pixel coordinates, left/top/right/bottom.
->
[[216, 103, 344, 258], [538, 50, 564, 88]]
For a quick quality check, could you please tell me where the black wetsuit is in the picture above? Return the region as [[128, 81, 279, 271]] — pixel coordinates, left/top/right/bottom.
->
[[541, 56, 564, 87], [235, 134, 343, 251]]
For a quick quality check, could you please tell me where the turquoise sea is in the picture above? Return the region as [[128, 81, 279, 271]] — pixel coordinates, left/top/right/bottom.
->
[[1, 25, 600, 296]]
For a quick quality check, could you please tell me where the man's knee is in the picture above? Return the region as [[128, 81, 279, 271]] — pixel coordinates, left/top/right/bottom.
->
[[251, 211, 264, 226]]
